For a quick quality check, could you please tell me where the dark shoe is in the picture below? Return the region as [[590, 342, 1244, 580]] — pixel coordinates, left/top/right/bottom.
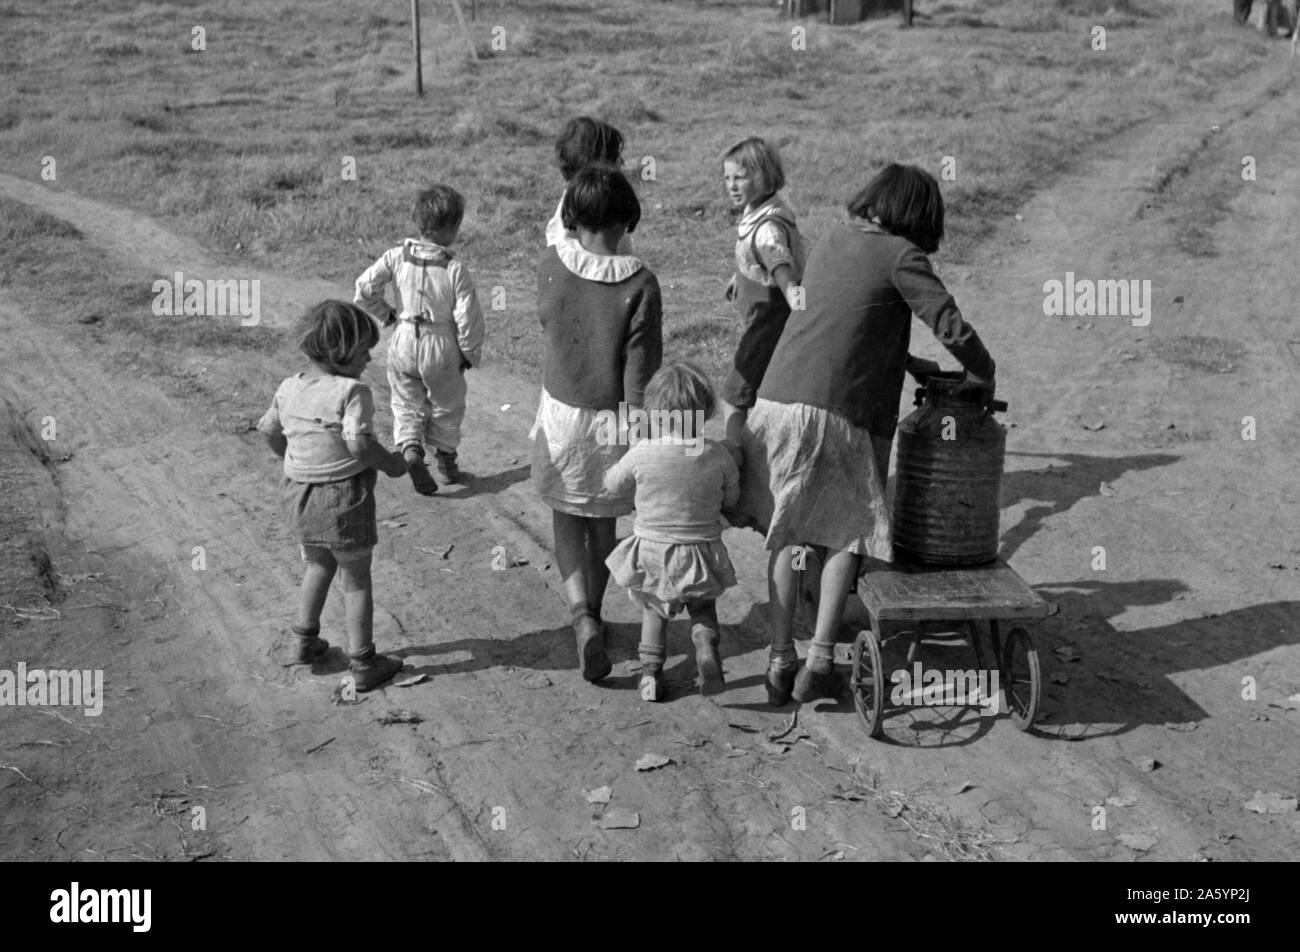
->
[[434, 450, 460, 483], [291, 636, 330, 665], [350, 653, 404, 692], [766, 664, 797, 706], [575, 615, 611, 683], [792, 661, 842, 703], [639, 666, 665, 702], [404, 446, 439, 495], [285, 626, 330, 666], [692, 626, 725, 697]]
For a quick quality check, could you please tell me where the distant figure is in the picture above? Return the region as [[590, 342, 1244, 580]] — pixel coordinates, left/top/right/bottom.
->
[[719, 136, 806, 447], [1236, 0, 1297, 36], [355, 184, 485, 492]]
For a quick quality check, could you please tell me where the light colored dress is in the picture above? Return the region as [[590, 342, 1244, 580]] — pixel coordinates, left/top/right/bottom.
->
[[531, 388, 637, 518], [604, 437, 740, 618], [737, 398, 893, 561]]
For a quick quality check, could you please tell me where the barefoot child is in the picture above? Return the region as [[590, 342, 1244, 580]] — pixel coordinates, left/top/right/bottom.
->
[[545, 116, 634, 254], [720, 137, 805, 445], [531, 163, 663, 682], [603, 361, 740, 701], [355, 185, 485, 493], [258, 301, 409, 691], [739, 164, 996, 705]]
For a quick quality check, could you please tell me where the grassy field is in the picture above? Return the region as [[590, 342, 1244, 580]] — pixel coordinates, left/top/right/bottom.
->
[[0, 0, 1274, 382]]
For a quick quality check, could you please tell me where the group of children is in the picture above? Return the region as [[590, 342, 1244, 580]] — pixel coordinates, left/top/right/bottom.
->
[[258, 117, 996, 703]]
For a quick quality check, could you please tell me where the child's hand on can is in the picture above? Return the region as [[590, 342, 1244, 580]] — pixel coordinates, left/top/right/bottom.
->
[[955, 370, 996, 403]]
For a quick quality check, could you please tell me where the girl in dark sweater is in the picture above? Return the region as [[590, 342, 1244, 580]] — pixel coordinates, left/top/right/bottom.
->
[[737, 164, 997, 705], [531, 164, 664, 682]]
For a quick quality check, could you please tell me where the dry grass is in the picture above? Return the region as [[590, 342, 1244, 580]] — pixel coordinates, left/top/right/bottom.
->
[[839, 765, 1018, 861], [0, 0, 1273, 385], [0, 197, 282, 434]]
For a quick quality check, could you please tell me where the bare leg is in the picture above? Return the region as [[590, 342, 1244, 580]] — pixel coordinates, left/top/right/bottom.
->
[[687, 599, 724, 696], [790, 547, 857, 703], [768, 545, 800, 655], [810, 548, 860, 665], [298, 550, 337, 629], [337, 556, 375, 657], [765, 545, 801, 704]]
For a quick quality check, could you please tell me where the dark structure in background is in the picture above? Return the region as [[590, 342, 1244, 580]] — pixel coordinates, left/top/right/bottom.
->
[[1235, 0, 1299, 36], [787, 0, 909, 26]]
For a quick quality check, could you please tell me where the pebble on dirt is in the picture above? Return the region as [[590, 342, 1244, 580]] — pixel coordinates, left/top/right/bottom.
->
[[1243, 791, 1298, 814], [1117, 832, 1157, 852], [597, 808, 640, 829], [635, 752, 672, 771]]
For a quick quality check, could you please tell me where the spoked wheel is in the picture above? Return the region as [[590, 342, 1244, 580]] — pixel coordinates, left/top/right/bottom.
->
[[851, 629, 885, 738], [1000, 626, 1041, 730]]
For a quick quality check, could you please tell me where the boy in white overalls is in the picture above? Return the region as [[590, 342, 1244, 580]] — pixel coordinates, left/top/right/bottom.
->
[[355, 185, 485, 494]]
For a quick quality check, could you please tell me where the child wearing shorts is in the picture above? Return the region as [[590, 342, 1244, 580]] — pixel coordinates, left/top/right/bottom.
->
[[259, 300, 409, 691]]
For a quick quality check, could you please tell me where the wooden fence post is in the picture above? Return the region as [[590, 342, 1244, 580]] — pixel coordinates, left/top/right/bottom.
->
[[411, 0, 424, 95]]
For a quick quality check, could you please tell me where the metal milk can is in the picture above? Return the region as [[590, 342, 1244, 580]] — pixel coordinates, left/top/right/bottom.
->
[[891, 372, 1007, 566]]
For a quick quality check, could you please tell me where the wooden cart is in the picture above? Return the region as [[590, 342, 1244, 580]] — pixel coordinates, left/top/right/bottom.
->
[[802, 558, 1050, 738]]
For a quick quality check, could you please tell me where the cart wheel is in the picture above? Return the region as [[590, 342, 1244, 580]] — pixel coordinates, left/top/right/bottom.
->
[[1001, 626, 1041, 731], [851, 629, 885, 738]]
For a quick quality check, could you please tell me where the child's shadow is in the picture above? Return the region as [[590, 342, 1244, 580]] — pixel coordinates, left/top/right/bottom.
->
[[999, 451, 1179, 561], [389, 604, 781, 699], [432, 464, 530, 500]]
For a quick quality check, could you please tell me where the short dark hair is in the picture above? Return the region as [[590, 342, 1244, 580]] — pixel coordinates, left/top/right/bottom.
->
[[555, 116, 625, 181], [297, 300, 379, 375], [560, 163, 641, 234], [846, 163, 945, 254], [412, 185, 465, 237]]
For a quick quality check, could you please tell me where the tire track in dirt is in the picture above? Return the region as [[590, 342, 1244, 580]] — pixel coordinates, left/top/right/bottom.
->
[[0, 192, 912, 862], [4, 54, 1299, 860], [792, 59, 1300, 860]]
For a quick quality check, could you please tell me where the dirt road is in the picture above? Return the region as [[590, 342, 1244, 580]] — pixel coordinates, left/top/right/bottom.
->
[[2, 56, 1298, 861]]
